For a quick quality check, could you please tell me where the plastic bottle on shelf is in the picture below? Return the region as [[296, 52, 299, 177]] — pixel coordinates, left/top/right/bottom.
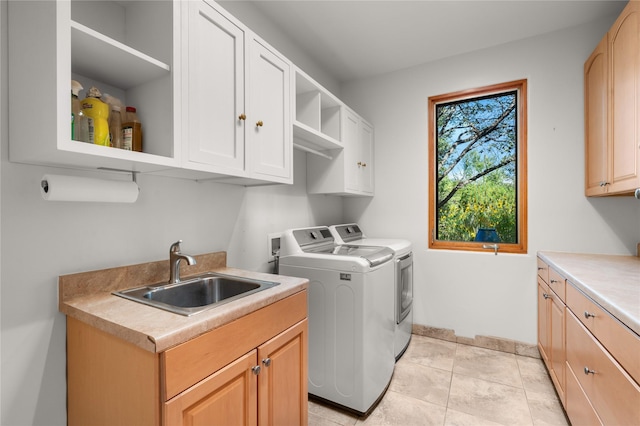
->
[[122, 106, 142, 152], [109, 105, 123, 149], [101, 93, 124, 149], [80, 86, 110, 146], [71, 80, 82, 140]]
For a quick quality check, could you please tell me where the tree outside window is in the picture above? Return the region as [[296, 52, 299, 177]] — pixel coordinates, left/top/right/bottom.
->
[[428, 80, 528, 254]]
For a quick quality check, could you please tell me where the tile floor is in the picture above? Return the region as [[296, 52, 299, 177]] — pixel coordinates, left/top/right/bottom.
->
[[308, 335, 569, 426]]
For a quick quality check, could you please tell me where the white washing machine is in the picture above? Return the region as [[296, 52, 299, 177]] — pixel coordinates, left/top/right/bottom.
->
[[278, 226, 396, 415], [329, 223, 413, 360]]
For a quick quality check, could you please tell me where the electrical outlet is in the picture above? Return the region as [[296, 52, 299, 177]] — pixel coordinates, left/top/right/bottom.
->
[[267, 233, 282, 258]]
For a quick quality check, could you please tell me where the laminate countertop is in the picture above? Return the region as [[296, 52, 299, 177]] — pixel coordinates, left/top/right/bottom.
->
[[538, 251, 640, 336], [58, 251, 308, 353]]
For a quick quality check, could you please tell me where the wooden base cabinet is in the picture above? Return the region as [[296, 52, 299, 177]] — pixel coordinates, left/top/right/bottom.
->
[[165, 319, 308, 426], [67, 291, 308, 426], [537, 255, 640, 425], [537, 259, 566, 406]]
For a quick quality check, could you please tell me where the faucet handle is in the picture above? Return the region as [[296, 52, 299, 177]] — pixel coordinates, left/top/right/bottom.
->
[[170, 240, 183, 254]]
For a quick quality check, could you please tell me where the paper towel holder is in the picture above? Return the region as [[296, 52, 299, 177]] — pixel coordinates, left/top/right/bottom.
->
[[97, 167, 139, 183]]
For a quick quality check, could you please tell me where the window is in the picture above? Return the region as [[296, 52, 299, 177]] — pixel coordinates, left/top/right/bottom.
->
[[428, 80, 527, 254]]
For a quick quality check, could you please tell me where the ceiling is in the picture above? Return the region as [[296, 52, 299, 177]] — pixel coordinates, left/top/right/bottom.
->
[[245, 0, 627, 83]]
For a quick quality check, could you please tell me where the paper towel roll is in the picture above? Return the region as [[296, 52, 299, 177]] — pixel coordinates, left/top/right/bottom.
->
[[41, 174, 139, 203]]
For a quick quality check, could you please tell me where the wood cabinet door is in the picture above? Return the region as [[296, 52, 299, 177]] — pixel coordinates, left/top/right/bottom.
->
[[164, 350, 258, 426], [258, 319, 308, 426], [186, 0, 245, 171], [248, 38, 291, 181], [537, 279, 551, 368], [584, 36, 609, 195], [609, 1, 640, 193], [550, 294, 566, 404]]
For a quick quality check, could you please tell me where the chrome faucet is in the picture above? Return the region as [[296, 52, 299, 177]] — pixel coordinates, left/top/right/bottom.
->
[[168, 240, 197, 284]]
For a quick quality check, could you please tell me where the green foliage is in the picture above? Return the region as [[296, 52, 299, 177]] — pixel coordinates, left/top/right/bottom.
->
[[435, 91, 518, 243]]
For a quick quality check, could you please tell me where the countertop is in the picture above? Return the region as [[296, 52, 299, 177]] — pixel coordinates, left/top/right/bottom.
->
[[538, 251, 640, 336], [59, 251, 308, 353]]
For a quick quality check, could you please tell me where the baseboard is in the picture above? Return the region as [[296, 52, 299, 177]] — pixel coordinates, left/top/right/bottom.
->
[[412, 324, 540, 359]]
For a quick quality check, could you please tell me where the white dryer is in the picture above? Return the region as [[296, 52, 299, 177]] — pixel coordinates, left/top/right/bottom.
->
[[278, 226, 396, 415], [329, 223, 413, 360]]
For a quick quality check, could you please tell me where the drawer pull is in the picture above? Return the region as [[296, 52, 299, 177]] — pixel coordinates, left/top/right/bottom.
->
[[583, 366, 596, 375], [252, 365, 261, 375], [537, 267, 546, 271], [550, 279, 560, 284], [584, 311, 596, 319], [543, 293, 551, 300], [262, 358, 272, 367]]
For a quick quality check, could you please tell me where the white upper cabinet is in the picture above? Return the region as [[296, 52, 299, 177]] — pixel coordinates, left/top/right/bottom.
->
[[182, 0, 246, 175], [307, 108, 375, 196], [8, 0, 180, 173], [247, 39, 292, 182], [180, 0, 292, 185]]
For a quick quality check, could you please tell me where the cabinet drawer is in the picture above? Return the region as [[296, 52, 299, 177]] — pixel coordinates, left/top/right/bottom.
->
[[537, 257, 549, 284], [566, 311, 640, 425], [161, 290, 307, 400], [548, 267, 566, 302], [566, 283, 640, 384], [565, 362, 602, 426]]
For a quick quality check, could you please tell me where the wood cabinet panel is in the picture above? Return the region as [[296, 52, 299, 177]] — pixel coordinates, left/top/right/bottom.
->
[[550, 294, 566, 404], [566, 311, 640, 425], [565, 362, 603, 426], [537, 258, 549, 284], [67, 317, 161, 425], [609, 1, 640, 193], [164, 351, 258, 426], [548, 267, 566, 302], [584, 36, 609, 196], [162, 291, 307, 400], [258, 319, 308, 426], [537, 278, 551, 368], [566, 283, 640, 384]]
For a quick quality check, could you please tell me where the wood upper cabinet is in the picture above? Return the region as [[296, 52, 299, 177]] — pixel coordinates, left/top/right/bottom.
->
[[585, 36, 609, 196], [608, 0, 640, 194], [181, 0, 292, 184], [585, 0, 640, 196]]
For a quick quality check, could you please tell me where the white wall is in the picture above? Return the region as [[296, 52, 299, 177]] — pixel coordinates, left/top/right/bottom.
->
[[340, 16, 640, 344], [0, 2, 342, 424]]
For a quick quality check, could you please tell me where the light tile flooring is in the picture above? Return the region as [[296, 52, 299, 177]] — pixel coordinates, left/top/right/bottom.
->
[[308, 335, 569, 426]]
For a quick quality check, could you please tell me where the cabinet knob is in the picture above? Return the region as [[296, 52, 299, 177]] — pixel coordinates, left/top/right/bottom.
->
[[357, 161, 367, 167], [361, 162, 367, 167], [262, 358, 272, 367], [238, 114, 247, 121], [583, 366, 596, 375], [599, 181, 610, 187], [584, 311, 596, 319], [543, 293, 551, 300], [256, 120, 264, 127], [251, 365, 261, 375]]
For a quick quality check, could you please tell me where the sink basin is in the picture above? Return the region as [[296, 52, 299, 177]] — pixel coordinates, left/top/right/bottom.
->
[[113, 273, 280, 316]]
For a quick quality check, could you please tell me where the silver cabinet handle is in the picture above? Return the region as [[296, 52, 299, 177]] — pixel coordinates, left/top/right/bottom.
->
[[584, 367, 596, 375], [584, 311, 596, 319], [550, 279, 560, 284], [262, 358, 271, 367], [252, 365, 261, 375], [543, 293, 551, 300]]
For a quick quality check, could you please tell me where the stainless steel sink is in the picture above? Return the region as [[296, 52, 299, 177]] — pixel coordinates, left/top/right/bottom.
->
[[113, 273, 280, 316]]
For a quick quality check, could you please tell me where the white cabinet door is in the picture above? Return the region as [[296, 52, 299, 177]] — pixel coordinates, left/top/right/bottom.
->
[[248, 39, 292, 182], [359, 120, 374, 195], [185, 0, 245, 173], [344, 109, 360, 192]]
